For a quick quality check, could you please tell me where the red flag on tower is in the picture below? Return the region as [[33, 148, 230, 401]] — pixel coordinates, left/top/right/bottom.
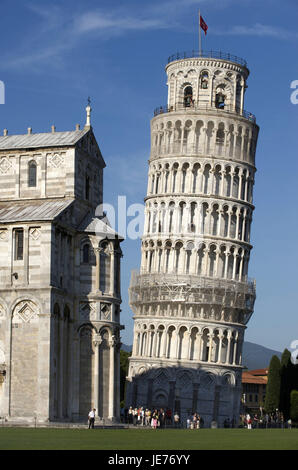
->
[[200, 14, 208, 35]]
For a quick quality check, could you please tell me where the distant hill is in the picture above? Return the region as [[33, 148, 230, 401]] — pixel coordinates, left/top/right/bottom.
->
[[121, 341, 282, 371], [121, 343, 132, 353], [242, 341, 281, 370]]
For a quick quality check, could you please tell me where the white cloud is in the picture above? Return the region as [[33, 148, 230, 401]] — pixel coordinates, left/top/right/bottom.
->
[[214, 23, 298, 40], [75, 11, 169, 35]]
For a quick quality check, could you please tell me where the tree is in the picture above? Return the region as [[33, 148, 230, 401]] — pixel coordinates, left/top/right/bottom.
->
[[290, 390, 298, 422], [265, 355, 281, 414], [279, 349, 293, 419], [120, 350, 131, 403]]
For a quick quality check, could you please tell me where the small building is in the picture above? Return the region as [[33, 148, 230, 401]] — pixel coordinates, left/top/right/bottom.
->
[[241, 369, 268, 414], [0, 105, 123, 423]]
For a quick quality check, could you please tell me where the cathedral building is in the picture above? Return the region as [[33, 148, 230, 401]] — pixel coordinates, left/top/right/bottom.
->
[[0, 105, 123, 423], [126, 51, 259, 426]]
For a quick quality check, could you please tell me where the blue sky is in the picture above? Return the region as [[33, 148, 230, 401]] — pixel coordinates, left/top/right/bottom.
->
[[0, 0, 297, 351]]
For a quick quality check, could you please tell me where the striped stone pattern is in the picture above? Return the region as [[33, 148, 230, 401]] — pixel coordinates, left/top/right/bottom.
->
[[0, 126, 123, 424]]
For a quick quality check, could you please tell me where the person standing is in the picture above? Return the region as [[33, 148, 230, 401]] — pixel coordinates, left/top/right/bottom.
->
[[133, 407, 138, 425], [145, 409, 150, 426], [159, 409, 165, 429], [137, 407, 142, 425], [88, 409, 96, 429], [246, 413, 252, 430], [128, 406, 133, 424], [151, 410, 158, 429], [174, 411, 180, 428], [147, 409, 152, 426]]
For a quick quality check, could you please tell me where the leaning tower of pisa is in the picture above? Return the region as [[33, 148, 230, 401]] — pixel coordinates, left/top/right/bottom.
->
[[126, 50, 259, 426]]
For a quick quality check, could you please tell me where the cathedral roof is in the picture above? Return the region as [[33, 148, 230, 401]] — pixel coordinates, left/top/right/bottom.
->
[[0, 199, 73, 223], [77, 214, 124, 240], [0, 129, 89, 151]]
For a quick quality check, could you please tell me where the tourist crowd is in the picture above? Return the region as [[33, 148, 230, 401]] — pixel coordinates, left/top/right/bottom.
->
[[120, 407, 292, 429], [121, 407, 206, 429], [122, 407, 177, 428], [240, 411, 292, 429]]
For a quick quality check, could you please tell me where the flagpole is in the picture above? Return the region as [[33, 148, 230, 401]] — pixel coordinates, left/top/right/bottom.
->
[[199, 10, 202, 57]]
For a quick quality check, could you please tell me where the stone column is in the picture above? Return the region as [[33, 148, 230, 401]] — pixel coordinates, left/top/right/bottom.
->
[[211, 128, 217, 156], [210, 168, 215, 195], [233, 79, 237, 111], [227, 210, 232, 239], [180, 128, 185, 154], [233, 132, 238, 158], [37, 312, 52, 422], [217, 335, 224, 364], [208, 333, 213, 363], [169, 169, 174, 194], [147, 172, 151, 194], [152, 331, 159, 358], [247, 131, 253, 161], [132, 330, 139, 357], [239, 255, 244, 281], [196, 333, 203, 361], [235, 209, 240, 241], [220, 170, 226, 196], [93, 334, 102, 419], [24, 226, 29, 285], [232, 254, 237, 280], [162, 329, 168, 358], [71, 333, 80, 422], [198, 168, 203, 193], [115, 340, 121, 420], [175, 330, 180, 359], [109, 248, 115, 296], [187, 332, 193, 360], [233, 334, 238, 365], [215, 248, 220, 277], [218, 210, 223, 237], [240, 80, 245, 114], [227, 332, 232, 364], [58, 316, 64, 418], [244, 178, 249, 202], [238, 171, 243, 200], [108, 336, 116, 421]]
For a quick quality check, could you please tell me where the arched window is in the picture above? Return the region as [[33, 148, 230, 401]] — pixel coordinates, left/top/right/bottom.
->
[[184, 86, 193, 107], [83, 244, 90, 263], [200, 71, 209, 89], [216, 92, 225, 109], [28, 161, 37, 187], [215, 85, 226, 109], [100, 242, 111, 293]]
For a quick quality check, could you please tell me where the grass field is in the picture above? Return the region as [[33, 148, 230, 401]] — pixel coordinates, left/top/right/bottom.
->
[[0, 428, 297, 450]]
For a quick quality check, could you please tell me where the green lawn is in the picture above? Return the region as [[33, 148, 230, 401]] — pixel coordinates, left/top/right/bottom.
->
[[0, 428, 297, 450]]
